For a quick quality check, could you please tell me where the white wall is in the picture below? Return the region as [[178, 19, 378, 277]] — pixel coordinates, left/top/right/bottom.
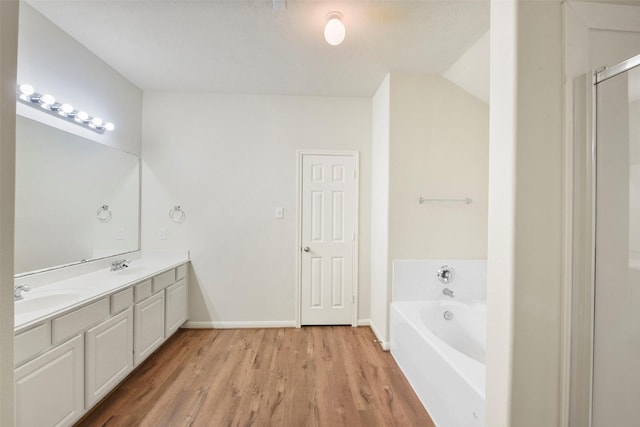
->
[[141, 92, 372, 326], [444, 30, 490, 104], [369, 72, 489, 348], [370, 74, 391, 345], [590, 29, 640, 72], [0, 2, 18, 425], [17, 3, 142, 155], [487, 1, 564, 426], [388, 73, 489, 260]]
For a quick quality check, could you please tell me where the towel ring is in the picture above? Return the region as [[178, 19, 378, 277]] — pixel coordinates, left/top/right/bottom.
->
[[97, 204, 112, 222], [169, 205, 185, 223]]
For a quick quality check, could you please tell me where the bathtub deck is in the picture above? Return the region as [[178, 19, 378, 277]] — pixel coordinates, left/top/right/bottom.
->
[[74, 326, 435, 427]]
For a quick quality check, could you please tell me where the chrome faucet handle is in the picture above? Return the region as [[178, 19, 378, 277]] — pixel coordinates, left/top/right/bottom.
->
[[14, 284, 31, 300], [437, 265, 455, 284], [110, 259, 131, 271]]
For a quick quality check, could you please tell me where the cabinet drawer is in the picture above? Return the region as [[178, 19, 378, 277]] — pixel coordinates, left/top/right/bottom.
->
[[134, 280, 152, 302], [52, 298, 109, 345], [111, 287, 133, 314], [176, 264, 187, 281], [15, 322, 51, 366], [152, 269, 175, 293]]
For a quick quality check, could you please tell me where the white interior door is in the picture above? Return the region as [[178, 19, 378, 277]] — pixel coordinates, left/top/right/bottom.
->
[[300, 153, 357, 325]]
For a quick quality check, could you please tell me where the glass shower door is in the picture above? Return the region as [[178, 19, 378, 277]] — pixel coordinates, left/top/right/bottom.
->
[[592, 56, 640, 426]]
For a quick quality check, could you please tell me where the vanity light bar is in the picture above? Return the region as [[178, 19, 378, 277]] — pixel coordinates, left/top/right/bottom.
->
[[16, 84, 114, 134]]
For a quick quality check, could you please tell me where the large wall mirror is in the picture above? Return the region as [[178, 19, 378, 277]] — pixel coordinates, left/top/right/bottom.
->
[[15, 116, 140, 276]]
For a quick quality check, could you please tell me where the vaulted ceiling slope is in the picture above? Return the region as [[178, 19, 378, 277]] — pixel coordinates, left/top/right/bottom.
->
[[27, 0, 490, 97]]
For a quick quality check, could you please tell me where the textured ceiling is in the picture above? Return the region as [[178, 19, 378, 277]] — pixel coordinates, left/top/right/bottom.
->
[[27, 0, 490, 97]]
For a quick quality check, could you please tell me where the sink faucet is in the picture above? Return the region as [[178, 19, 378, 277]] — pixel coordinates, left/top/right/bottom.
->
[[14, 285, 31, 301], [110, 259, 131, 271], [442, 288, 455, 298]]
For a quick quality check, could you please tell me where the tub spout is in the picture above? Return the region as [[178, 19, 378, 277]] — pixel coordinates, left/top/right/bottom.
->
[[442, 288, 455, 298]]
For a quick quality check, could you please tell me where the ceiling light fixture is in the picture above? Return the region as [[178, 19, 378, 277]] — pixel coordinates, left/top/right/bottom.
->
[[324, 11, 345, 46], [16, 84, 114, 134]]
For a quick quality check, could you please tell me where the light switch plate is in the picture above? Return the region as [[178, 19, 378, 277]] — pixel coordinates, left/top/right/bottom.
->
[[159, 227, 167, 240], [275, 207, 284, 219]]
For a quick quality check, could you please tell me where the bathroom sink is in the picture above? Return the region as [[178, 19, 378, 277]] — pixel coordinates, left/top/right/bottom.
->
[[15, 290, 87, 313]]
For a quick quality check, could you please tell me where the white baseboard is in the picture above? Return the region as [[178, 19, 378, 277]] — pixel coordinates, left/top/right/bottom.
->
[[182, 321, 215, 329], [182, 319, 383, 347], [369, 320, 390, 351], [377, 341, 390, 351], [182, 320, 297, 329], [185, 320, 373, 329]]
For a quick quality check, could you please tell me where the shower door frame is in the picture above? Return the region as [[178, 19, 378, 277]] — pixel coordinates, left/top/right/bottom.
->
[[588, 52, 640, 426], [564, 4, 640, 426]]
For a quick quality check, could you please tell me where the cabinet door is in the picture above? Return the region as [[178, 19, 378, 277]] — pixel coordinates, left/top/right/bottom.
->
[[15, 335, 83, 427], [134, 291, 165, 365], [85, 307, 133, 407], [165, 279, 187, 337]]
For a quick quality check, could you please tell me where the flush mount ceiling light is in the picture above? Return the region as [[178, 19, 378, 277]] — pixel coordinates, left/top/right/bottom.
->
[[324, 11, 345, 46], [16, 83, 114, 134]]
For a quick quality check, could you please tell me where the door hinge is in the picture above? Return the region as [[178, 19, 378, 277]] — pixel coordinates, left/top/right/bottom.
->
[[353, 171, 356, 179], [352, 295, 355, 303]]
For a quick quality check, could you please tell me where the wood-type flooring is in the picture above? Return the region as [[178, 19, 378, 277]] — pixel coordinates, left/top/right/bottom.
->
[[75, 326, 435, 427]]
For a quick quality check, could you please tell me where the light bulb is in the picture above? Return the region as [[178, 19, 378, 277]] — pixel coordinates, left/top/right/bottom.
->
[[59, 104, 74, 114], [104, 122, 115, 131], [76, 111, 89, 122], [91, 117, 103, 127], [40, 94, 55, 106], [324, 12, 345, 46], [18, 84, 35, 96]]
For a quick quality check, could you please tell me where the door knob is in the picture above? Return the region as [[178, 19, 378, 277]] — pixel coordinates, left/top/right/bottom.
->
[[303, 246, 310, 252]]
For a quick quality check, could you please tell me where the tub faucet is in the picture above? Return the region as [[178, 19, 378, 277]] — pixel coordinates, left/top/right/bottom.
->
[[110, 259, 131, 271], [442, 288, 455, 298], [14, 285, 31, 301]]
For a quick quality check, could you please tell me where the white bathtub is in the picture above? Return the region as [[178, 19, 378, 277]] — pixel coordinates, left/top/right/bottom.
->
[[390, 300, 486, 427]]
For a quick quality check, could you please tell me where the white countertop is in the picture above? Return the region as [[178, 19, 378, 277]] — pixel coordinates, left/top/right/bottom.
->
[[15, 251, 190, 333]]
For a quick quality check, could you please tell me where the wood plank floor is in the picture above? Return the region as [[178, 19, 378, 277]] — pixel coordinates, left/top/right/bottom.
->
[[75, 327, 435, 427]]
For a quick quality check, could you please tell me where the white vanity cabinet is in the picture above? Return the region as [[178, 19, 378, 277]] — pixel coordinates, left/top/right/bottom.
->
[[166, 264, 188, 337], [133, 291, 165, 365], [14, 261, 189, 427], [15, 335, 84, 427], [85, 307, 134, 407], [165, 279, 188, 337]]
